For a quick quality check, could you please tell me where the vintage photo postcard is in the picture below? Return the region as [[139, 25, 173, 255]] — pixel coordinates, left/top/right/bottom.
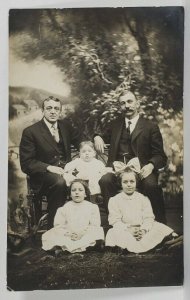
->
[[7, 7, 184, 291]]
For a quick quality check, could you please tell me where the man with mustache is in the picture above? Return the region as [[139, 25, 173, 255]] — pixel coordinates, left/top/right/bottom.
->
[[20, 96, 81, 229], [94, 90, 167, 223]]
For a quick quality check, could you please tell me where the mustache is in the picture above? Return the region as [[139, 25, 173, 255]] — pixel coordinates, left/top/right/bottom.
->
[[123, 108, 134, 112]]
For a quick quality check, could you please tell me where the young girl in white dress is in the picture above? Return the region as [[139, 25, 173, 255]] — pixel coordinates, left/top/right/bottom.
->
[[105, 167, 175, 253], [63, 141, 107, 199], [42, 179, 104, 253]]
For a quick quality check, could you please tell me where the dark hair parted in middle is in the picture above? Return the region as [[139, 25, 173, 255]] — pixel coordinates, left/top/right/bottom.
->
[[69, 178, 91, 201]]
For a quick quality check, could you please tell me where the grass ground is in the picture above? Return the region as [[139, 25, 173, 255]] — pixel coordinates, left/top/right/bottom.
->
[[7, 197, 183, 292], [7, 156, 183, 292], [7, 235, 183, 291]]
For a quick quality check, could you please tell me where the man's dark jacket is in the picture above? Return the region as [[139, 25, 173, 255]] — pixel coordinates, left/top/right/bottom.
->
[[20, 119, 80, 186], [106, 116, 167, 170]]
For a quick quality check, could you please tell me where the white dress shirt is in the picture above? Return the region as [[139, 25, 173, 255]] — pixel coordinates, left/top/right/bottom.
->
[[43, 118, 58, 135], [125, 114, 139, 134]]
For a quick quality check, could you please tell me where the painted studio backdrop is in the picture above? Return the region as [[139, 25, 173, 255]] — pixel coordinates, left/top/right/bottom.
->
[[8, 7, 184, 290]]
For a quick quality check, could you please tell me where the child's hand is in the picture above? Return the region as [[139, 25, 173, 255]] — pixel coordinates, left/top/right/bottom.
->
[[64, 173, 76, 186], [134, 229, 147, 241], [70, 232, 83, 241], [70, 233, 79, 241], [127, 226, 146, 240], [127, 226, 140, 237]]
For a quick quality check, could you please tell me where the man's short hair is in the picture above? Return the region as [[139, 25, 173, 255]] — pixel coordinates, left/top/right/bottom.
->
[[42, 96, 62, 110], [119, 90, 139, 99]]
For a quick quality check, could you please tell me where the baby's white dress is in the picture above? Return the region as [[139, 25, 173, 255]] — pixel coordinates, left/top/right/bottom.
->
[[42, 200, 104, 253], [106, 191, 173, 253], [64, 158, 106, 194]]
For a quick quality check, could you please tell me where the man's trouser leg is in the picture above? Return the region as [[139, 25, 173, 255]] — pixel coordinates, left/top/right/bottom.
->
[[99, 173, 119, 212], [39, 173, 67, 229], [139, 173, 166, 224]]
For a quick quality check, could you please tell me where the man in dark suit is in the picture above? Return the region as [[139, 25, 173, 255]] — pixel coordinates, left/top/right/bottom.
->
[[94, 91, 167, 223], [20, 96, 80, 228]]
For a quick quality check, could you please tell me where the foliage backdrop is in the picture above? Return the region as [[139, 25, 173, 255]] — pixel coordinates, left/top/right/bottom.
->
[[9, 7, 184, 192]]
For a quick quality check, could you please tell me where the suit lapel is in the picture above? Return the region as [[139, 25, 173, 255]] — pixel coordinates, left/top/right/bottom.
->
[[39, 120, 60, 152], [113, 118, 125, 148], [58, 121, 68, 151], [131, 116, 145, 143]]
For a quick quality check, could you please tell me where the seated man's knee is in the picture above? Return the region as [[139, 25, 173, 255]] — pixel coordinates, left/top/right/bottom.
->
[[142, 175, 159, 192], [55, 175, 67, 188], [99, 173, 116, 186], [46, 173, 66, 188]]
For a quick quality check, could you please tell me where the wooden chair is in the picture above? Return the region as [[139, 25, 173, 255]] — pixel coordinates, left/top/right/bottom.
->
[[26, 145, 109, 234]]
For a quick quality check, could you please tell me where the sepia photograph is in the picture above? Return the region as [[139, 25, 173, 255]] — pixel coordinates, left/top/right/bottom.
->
[[7, 6, 184, 291]]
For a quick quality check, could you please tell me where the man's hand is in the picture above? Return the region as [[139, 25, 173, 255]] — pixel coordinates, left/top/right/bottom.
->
[[94, 136, 105, 153], [139, 163, 154, 179], [47, 165, 65, 175]]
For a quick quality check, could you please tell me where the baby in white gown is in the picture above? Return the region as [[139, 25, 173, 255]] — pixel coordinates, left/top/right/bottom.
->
[[42, 179, 104, 253], [64, 141, 107, 196], [106, 167, 175, 253]]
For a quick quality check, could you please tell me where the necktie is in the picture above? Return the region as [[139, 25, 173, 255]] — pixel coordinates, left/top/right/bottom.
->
[[126, 121, 132, 134], [51, 124, 60, 143]]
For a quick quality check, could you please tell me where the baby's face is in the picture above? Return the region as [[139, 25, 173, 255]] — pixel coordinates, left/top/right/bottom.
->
[[71, 182, 86, 203], [80, 144, 95, 162], [121, 172, 136, 195]]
